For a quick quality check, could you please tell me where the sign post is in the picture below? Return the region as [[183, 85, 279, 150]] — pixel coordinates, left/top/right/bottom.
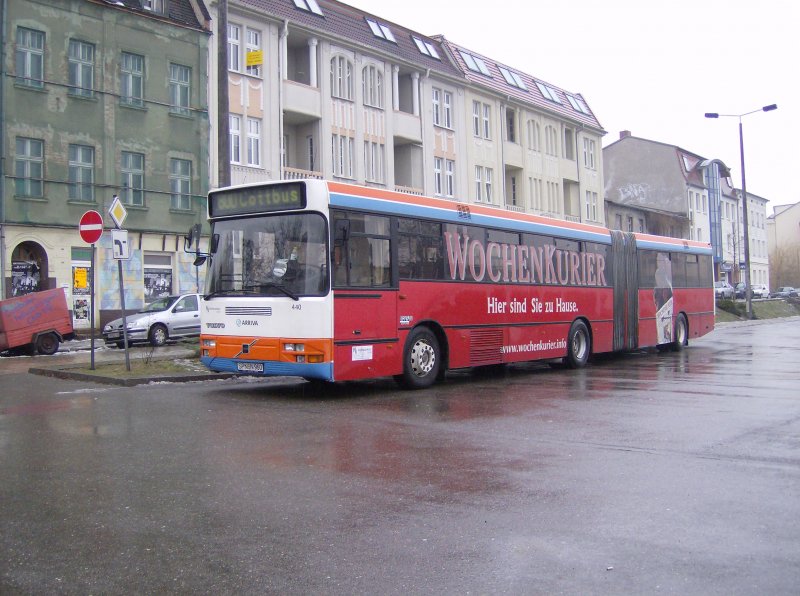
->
[[78, 210, 103, 370], [109, 196, 131, 372]]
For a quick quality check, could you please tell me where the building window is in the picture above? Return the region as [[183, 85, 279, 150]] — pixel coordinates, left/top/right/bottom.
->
[[473, 102, 490, 139], [459, 50, 490, 75], [583, 137, 596, 169], [443, 91, 453, 129], [120, 52, 144, 107], [332, 134, 354, 178], [531, 177, 543, 210], [536, 81, 561, 104], [143, 0, 166, 14], [638, 218, 645, 232], [626, 216, 634, 232], [432, 88, 441, 126], [15, 137, 44, 197], [365, 18, 397, 43], [230, 115, 241, 164], [121, 151, 144, 207], [413, 36, 440, 60], [475, 166, 483, 201], [506, 108, 516, 143], [364, 141, 384, 183], [15, 27, 44, 88], [330, 56, 353, 100], [434, 158, 443, 196], [293, 0, 323, 16], [169, 63, 191, 115], [68, 40, 94, 98], [362, 65, 383, 108], [445, 159, 455, 198], [527, 120, 540, 151], [585, 190, 598, 221], [615, 214, 622, 230], [228, 24, 241, 72], [247, 118, 261, 166], [68, 144, 94, 202], [170, 158, 191, 210], [545, 125, 558, 157], [483, 104, 491, 139], [563, 127, 574, 160], [473, 101, 481, 137], [485, 167, 492, 203], [246, 29, 262, 77], [143, 253, 172, 303], [499, 67, 526, 90]]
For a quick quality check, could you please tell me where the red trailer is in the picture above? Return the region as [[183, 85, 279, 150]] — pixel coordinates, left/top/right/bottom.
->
[[0, 288, 75, 355]]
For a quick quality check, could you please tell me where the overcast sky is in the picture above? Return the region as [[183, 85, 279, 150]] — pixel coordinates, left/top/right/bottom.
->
[[346, 0, 796, 213]]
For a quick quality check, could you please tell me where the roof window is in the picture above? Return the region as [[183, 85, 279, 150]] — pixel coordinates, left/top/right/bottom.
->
[[499, 66, 526, 90], [366, 18, 396, 43], [413, 36, 440, 60], [459, 51, 490, 76], [293, 0, 323, 16], [566, 94, 590, 114], [536, 82, 561, 103]]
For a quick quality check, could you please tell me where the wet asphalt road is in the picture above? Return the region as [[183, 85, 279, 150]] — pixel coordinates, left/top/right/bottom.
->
[[1, 319, 799, 595]]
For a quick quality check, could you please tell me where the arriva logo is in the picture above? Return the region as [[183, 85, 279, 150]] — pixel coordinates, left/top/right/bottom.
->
[[236, 319, 259, 327]]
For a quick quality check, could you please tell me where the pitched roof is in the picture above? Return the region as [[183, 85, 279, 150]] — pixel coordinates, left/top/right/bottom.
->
[[439, 38, 603, 132], [91, 0, 211, 30], [238, 0, 463, 79]]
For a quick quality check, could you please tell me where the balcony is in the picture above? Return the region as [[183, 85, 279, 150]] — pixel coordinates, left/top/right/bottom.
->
[[392, 110, 422, 144], [282, 167, 322, 180], [282, 81, 321, 123]]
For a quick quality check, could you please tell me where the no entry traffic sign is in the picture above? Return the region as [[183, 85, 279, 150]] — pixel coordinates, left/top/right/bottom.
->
[[79, 210, 104, 244]]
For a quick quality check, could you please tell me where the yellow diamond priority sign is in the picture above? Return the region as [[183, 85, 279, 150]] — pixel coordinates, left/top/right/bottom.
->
[[109, 195, 128, 229]]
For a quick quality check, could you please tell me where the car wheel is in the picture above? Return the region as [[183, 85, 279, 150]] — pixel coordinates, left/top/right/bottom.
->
[[149, 324, 168, 347]]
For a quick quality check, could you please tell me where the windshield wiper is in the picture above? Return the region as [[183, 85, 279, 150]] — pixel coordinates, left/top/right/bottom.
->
[[243, 281, 299, 301]]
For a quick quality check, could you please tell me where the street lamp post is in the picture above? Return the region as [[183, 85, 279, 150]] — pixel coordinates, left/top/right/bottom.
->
[[705, 104, 777, 319]]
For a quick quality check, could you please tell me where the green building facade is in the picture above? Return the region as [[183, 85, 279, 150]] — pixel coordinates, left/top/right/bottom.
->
[[1, 0, 210, 328]]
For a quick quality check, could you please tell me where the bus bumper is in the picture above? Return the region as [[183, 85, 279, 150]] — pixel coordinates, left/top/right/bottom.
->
[[201, 356, 333, 381]]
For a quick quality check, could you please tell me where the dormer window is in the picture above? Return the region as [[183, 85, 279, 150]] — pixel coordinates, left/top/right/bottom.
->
[[143, 0, 166, 14], [366, 18, 396, 43]]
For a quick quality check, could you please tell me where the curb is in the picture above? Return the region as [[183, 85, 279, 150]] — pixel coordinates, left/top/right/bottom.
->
[[28, 365, 234, 387]]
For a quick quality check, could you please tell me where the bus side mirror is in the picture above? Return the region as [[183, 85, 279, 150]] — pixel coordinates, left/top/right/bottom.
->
[[185, 223, 202, 251], [210, 234, 219, 254]]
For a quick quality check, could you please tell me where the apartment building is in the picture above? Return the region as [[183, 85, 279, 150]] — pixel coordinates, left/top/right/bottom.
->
[[603, 132, 769, 285], [0, 0, 211, 327], [209, 0, 605, 223], [767, 201, 800, 289]]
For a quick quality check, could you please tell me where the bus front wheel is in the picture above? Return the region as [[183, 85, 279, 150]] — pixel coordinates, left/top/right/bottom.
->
[[565, 320, 591, 369], [398, 327, 441, 389]]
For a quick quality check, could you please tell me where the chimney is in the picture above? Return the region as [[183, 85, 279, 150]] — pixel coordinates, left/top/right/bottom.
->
[[620, 130, 631, 139]]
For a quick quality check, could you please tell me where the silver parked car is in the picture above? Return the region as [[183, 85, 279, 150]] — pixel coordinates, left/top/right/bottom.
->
[[103, 293, 202, 348], [714, 281, 734, 299]]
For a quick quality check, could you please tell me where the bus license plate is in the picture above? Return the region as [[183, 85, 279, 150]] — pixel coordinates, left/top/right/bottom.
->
[[237, 362, 264, 372]]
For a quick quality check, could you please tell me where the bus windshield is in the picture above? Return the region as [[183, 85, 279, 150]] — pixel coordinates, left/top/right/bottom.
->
[[205, 212, 328, 299]]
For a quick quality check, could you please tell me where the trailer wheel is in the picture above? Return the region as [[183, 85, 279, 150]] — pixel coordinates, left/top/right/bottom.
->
[[36, 333, 60, 356], [398, 327, 441, 390]]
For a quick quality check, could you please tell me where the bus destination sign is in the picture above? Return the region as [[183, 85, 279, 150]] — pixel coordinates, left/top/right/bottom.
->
[[209, 183, 306, 217]]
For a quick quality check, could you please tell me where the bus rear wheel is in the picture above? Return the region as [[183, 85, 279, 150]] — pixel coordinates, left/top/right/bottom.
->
[[672, 313, 688, 352], [565, 320, 591, 369], [398, 327, 441, 390]]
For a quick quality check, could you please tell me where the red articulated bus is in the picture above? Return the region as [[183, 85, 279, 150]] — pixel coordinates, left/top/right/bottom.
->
[[195, 179, 714, 388]]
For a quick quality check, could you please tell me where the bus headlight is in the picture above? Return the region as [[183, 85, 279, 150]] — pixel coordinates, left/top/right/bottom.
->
[[202, 339, 216, 348], [284, 343, 304, 352]]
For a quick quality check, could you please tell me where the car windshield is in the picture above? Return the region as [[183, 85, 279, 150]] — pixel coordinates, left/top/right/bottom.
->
[[139, 296, 179, 313], [205, 213, 329, 298]]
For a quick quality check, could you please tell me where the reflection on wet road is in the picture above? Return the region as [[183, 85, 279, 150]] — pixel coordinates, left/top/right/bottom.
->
[[1, 318, 799, 594]]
